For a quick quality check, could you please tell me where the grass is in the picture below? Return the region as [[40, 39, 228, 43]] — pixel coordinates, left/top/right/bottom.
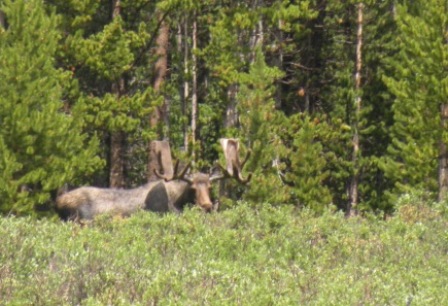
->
[[0, 198, 447, 305]]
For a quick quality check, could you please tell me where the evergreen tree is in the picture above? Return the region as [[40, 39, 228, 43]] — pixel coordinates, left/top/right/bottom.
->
[[49, 0, 159, 187], [2, 0, 439, 215], [233, 49, 341, 211], [236, 49, 290, 204], [282, 114, 334, 211], [312, 0, 360, 211], [302, 0, 398, 213], [381, 0, 448, 203], [355, 0, 397, 212], [0, 0, 101, 215]]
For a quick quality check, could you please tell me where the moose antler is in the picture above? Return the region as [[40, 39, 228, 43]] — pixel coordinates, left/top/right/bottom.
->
[[155, 159, 192, 183], [151, 141, 193, 183], [211, 138, 252, 184], [148, 140, 174, 181]]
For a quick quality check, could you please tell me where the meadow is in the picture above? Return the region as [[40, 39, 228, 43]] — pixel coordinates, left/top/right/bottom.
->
[[1, 195, 447, 305]]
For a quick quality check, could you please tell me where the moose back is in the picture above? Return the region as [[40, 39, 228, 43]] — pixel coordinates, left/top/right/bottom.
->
[[55, 138, 251, 221], [56, 173, 216, 221]]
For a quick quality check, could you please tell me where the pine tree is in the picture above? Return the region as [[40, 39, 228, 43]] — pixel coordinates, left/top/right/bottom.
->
[[355, 1, 397, 212], [299, 0, 398, 213], [282, 114, 334, 211], [311, 0, 360, 211], [235, 48, 290, 204], [381, 0, 448, 203], [50, 0, 159, 186], [0, 0, 101, 215]]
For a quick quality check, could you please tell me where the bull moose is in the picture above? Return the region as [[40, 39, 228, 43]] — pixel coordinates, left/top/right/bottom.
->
[[55, 138, 251, 221]]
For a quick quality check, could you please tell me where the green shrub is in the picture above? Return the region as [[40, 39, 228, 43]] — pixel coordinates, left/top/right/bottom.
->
[[0, 203, 447, 305]]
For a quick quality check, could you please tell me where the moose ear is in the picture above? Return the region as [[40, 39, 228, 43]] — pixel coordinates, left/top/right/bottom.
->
[[210, 164, 225, 182]]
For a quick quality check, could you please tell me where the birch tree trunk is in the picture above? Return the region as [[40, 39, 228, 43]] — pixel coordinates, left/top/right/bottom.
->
[[348, 3, 364, 216], [109, 0, 125, 188]]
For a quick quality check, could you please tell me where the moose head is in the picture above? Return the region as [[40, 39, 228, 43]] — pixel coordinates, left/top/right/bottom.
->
[[151, 138, 252, 212]]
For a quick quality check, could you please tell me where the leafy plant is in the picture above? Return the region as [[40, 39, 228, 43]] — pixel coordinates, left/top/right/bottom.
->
[[1, 202, 447, 305]]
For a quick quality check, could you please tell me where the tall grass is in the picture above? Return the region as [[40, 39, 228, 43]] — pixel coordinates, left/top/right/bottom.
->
[[0, 198, 447, 305]]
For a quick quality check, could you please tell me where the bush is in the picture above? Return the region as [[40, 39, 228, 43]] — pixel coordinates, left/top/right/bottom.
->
[[0, 203, 447, 305]]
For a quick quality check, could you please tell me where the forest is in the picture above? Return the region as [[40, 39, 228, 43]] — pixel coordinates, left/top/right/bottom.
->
[[1, 1, 448, 304], [0, 0, 447, 216]]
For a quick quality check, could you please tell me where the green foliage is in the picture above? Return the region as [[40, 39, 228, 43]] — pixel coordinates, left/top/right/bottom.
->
[[380, 0, 448, 203], [49, 0, 163, 186], [283, 114, 334, 211], [75, 89, 158, 134], [201, 11, 247, 87], [355, 2, 397, 211], [235, 49, 290, 204], [2, 0, 447, 215], [310, 1, 404, 211], [0, 0, 102, 215], [232, 49, 350, 211], [1, 203, 447, 304], [67, 18, 134, 81], [0, 137, 22, 209]]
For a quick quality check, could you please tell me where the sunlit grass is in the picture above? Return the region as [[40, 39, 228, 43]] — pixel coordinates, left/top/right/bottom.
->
[[0, 198, 447, 305]]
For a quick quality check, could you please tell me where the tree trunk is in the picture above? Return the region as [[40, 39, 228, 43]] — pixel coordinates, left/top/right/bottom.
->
[[183, 18, 190, 152], [275, 19, 284, 109], [109, 130, 125, 188], [148, 13, 169, 181], [191, 17, 198, 162], [0, 10, 6, 29], [112, 0, 120, 17], [225, 84, 239, 128], [150, 16, 169, 132], [109, 0, 125, 188], [348, 3, 364, 216], [438, 104, 448, 202], [440, 21, 448, 201]]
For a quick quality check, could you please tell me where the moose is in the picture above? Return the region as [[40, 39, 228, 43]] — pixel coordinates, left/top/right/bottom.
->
[[55, 138, 251, 221]]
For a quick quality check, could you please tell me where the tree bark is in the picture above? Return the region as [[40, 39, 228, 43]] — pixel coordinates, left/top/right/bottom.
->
[[183, 18, 190, 152], [225, 84, 239, 128], [440, 20, 448, 201], [109, 0, 125, 188], [148, 13, 169, 181], [149, 15, 169, 132], [191, 17, 198, 162], [438, 105, 448, 202], [109, 132, 125, 188], [109, 82, 125, 188], [275, 19, 284, 109], [348, 3, 364, 216], [0, 10, 6, 29]]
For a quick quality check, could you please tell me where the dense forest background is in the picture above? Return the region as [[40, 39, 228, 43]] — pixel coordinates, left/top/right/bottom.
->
[[0, 0, 446, 216]]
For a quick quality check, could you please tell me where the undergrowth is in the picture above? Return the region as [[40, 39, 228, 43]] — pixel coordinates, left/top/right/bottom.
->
[[0, 197, 447, 305]]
